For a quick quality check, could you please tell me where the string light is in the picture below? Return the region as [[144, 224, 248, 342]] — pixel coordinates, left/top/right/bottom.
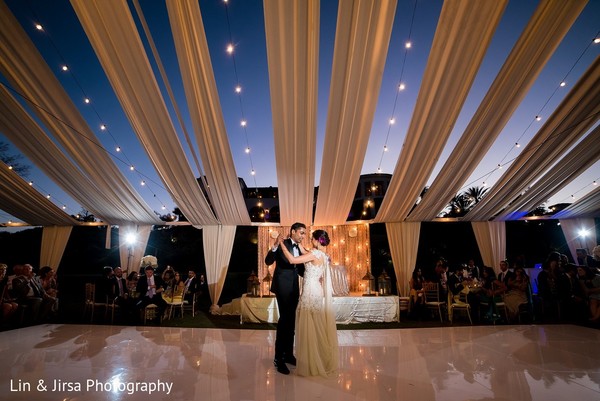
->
[[245, 147, 250, 154], [376, 0, 418, 173], [226, 44, 234, 54], [560, 82, 566, 87], [35, 23, 43, 31], [84, 97, 90, 103], [61, 65, 68, 71], [100, 124, 106, 130], [116, 146, 121, 152], [535, 115, 541, 121], [235, 85, 242, 93]]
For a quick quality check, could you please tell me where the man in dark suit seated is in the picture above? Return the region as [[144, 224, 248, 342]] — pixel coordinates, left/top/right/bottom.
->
[[111, 266, 133, 319], [265, 222, 306, 375], [136, 266, 167, 319]]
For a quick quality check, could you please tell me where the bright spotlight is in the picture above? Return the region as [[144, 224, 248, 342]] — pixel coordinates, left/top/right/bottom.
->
[[125, 233, 137, 245], [578, 228, 590, 238]]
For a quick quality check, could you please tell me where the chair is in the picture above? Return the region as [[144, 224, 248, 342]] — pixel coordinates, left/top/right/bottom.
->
[[106, 296, 120, 324], [165, 294, 185, 320], [448, 291, 472, 324], [517, 282, 535, 323], [423, 282, 445, 323], [182, 292, 198, 317], [143, 304, 160, 324], [492, 282, 508, 324], [83, 283, 107, 322]]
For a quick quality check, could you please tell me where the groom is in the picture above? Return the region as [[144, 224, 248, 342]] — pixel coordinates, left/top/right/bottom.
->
[[265, 222, 306, 374]]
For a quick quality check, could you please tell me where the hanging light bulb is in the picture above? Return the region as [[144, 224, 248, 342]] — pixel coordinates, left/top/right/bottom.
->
[[405, 41, 412, 49], [398, 83, 406, 91], [35, 23, 43, 30], [245, 147, 250, 154], [61, 65, 68, 71], [226, 44, 234, 54]]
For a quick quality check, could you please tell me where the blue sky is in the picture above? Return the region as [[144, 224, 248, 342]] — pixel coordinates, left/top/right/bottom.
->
[[1, 0, 599, 225]]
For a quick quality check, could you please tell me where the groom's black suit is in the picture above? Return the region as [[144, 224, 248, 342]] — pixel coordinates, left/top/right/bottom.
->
[[265, 238, 302, 365]]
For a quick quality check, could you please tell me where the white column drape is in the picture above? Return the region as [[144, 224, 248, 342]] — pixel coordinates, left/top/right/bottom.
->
[[558, 218, 597, 263], [118, 225, 152, 275], [376, 0, 507, 223], [313, 0, 397, 225], [385, 222, 420, 297], [407, 0, 587, 221], [70, 0, 218, 226], [166, 0, 250, 225], [203, 225, 236, 313], [0, 1, 160, 226], [40, 226, 73, 273], [263, 0, 319, 226], [465, 55, 600, 221], [471, 221, 506, 273], [499, 125, 600, 220]]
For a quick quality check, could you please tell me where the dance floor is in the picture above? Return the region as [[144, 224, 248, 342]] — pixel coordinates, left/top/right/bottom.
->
[[1, 323, 599, 401]]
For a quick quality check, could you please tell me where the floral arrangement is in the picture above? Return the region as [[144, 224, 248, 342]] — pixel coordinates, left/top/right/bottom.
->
[[140, 255, 158, 268], [593, 245, 600, 261]]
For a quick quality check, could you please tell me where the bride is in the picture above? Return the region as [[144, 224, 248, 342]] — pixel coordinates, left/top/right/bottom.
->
[[276, 229, 338, 377]]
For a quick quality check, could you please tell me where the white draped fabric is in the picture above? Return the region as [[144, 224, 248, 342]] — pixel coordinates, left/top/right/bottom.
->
[[263, 0, 319, 226], [465, 55, 600, 221], [313, 0, 397, 225], [376, 0, 507, 223], [203, 225, 236, 313], [166, 0, 250, 225], [385, 222, 420, 297], [558, 218, 598, 262], [40, 226, 73, 273], [499, 125, 600, 221], [70, 0, 218, 226], [0, 1, 160, 226], [118, 225, 152, 275], [471, 221, 506, 273], [407, 0, 587, 221], [554, 187, 600, 220], [0, 163, 77, 227]]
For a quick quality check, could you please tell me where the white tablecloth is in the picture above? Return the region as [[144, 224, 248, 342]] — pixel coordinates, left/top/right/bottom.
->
[[239, 293, 399, 324]]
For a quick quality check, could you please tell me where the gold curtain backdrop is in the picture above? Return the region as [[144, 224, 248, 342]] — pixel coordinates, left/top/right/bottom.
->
[[258, 224, 371, 293]]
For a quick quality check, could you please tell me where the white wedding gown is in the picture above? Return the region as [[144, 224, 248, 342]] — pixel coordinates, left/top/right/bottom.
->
[[295, 249, 338, 377]]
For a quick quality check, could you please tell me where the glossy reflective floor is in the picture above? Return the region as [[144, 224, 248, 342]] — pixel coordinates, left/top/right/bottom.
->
[[1, 324, 599, 401]]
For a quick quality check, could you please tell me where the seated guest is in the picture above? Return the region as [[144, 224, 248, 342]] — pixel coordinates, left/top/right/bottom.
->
[[478, 266, 506, 321], [39, 266, 58, 298], [12, 264, 56, 323], [434, 258, 448, 300], [537, 252, 563, 319], [172, 271, 185, 296], [503, 266, 530, 321], [409, 268, 425, 307], [0, 263, 19, 323], [497, 260, 513, 286], [161, 266, 176, 298], [446, 265, 466, 300], [466, 259, 480, 280], [126, 271, 139, 293], [112, 267, 134, 319], [136, 266, 167, 318], [579, 265, 600, 322], [95, 266, 115, 303], [563, 264, 588, 322]]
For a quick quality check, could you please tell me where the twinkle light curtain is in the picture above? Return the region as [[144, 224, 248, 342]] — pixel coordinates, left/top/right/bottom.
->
[[408, 0, 587, 221], [376, 0, 507, 223], [258, 224, 370, 293]]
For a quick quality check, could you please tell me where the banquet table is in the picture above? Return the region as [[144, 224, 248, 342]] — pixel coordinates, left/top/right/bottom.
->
[[239, 293, 399, 324]]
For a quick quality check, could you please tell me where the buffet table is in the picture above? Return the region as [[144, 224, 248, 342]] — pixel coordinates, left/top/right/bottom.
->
[[239, 293, 399, 324]]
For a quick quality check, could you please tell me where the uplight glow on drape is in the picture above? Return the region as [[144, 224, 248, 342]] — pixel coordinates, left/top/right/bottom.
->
[[385, 222, 421, 297], [471, 221, 506, 273], [40, 226, 72, 273]]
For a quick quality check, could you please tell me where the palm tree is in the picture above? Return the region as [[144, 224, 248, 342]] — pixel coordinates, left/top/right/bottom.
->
[[464, 186, 489, 205], [445, 193, 472, 217]]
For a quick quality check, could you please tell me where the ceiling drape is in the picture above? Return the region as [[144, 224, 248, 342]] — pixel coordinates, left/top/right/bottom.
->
[[263, 0, 319, 226], [0, 0, 160, 226], [407, 0, 587, 221], [40, 226, 72, 273], [499, 125, 600, 221], [0, 163, 78, 226], [375, 0, 508, 223], [471, 221, 506, 273], [385, 222, 420, 297], [554, 187, 600, 220], [70, 0, 218, 226], [166, 0, 250, 226], [203, 225, 236, 313], [313, 0, 397, 225], [465, 55, 600, 221]]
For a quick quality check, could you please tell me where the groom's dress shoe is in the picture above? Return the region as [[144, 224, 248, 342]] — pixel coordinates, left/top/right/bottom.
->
[[285, 355, 297, 366], [274, 359, 290, 375]]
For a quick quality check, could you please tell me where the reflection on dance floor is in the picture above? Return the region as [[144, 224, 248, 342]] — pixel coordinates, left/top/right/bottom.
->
[[1, 323, 599, 400]]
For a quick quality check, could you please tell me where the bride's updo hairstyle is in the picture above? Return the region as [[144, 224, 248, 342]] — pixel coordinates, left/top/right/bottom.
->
[[313, 230, 330, 246]]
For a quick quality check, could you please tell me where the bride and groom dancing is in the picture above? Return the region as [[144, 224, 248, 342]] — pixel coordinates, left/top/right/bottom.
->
[[265, 222, 338, 377]]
